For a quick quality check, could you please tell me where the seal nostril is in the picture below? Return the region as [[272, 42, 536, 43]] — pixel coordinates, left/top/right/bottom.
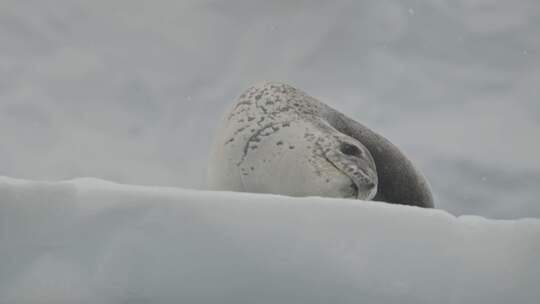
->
[[350, 183, 358, 198], [340, 142, 361, 157]]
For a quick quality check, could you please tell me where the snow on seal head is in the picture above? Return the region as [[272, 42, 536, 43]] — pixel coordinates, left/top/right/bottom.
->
[[209, 82, 434, 207]]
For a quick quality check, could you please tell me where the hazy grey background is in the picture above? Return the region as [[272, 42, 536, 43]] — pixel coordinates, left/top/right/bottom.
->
[[1, 0, 539, 219]]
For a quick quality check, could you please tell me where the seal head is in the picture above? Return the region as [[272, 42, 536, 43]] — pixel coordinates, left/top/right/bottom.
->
[[208, 81, 433, 207]]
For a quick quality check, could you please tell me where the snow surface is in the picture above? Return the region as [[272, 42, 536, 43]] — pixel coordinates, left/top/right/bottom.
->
[[1, 0, 540, 219], [1, 176, 539, 304]]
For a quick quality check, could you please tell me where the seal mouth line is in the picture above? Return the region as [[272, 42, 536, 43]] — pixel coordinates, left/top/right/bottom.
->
[[322, 154, 360, 199]]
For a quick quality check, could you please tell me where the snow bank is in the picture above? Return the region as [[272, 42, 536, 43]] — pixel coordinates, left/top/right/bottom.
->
[[0, 177, 539, 304]]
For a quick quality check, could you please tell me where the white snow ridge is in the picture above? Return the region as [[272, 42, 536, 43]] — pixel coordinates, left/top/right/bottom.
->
[[0, 176, 539, 304]]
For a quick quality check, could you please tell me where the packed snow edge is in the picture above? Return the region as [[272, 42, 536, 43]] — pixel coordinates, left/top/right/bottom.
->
[[1, 176, 539, 304]]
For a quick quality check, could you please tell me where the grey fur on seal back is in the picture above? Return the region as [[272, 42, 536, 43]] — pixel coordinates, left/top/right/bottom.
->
[[326, 108, 434, 208], [209, 81, 433, 208]]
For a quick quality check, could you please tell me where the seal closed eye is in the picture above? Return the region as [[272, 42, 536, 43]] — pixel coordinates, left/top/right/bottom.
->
[[340, 142, 361, 157], [208, 81, 434, 208]]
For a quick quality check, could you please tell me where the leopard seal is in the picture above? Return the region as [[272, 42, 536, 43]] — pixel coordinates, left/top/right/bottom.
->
[[208, 82, 433, 207]]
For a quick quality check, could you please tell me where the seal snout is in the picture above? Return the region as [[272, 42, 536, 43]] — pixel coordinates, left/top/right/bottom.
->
[[333, 140, 378, 200], [342, 180, 376, 200], [356, 179, 377, 200], [325, 138, 378, 200]]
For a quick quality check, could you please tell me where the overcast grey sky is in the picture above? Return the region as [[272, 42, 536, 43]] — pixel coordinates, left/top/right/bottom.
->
[[1, 0, 539, 219]]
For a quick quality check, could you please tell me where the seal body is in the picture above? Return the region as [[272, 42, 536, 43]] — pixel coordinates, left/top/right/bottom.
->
[[209, 82, 433, 207]]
